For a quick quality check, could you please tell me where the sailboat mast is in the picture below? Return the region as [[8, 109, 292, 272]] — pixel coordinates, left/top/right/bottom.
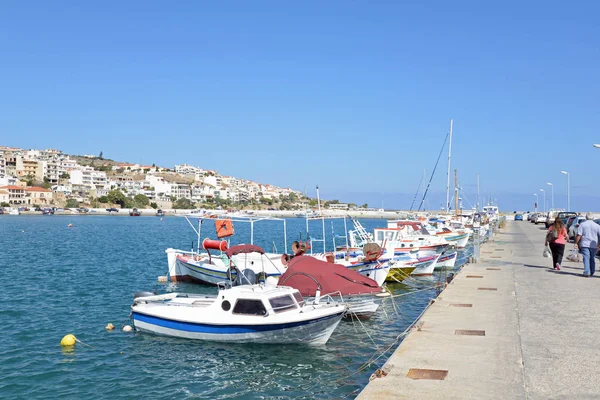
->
[[454, 169, 459, 217], [477, 174, 480, 212], [446, 119, 453, 213]]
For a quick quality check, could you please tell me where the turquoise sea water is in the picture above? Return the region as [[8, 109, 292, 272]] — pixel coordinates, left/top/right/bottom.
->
[[0, 216, 471, 399]]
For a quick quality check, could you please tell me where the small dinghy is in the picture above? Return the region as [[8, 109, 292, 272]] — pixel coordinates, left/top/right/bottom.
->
[[131, 245, 347, 345]]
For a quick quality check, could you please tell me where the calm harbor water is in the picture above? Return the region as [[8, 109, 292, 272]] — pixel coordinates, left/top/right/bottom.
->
[[0, 215, 472, 399]]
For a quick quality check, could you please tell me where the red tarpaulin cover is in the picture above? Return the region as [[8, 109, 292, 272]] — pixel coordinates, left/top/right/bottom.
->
[[278, 255, 381, 296]]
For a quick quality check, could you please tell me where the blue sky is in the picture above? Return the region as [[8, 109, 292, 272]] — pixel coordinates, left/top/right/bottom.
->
[[1, 1, 598, 211]]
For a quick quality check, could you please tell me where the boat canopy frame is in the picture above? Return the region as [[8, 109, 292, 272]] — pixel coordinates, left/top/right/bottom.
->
[[180, 215, 288, 254]]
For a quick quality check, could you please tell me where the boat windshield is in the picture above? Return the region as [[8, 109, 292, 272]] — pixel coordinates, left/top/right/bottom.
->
[[292, 291, 305, 307], [268, 295, 297, 313]]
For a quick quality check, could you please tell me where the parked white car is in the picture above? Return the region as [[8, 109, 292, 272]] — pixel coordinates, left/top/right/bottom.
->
[[534, 214, 547, 224]]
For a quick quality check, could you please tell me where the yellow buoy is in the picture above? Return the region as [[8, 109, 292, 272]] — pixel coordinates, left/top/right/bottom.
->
[[60, 334, 77, 347], [105, 323, 115, 331]]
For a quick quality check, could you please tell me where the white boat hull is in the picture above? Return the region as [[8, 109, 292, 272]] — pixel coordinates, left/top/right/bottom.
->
[[433, 251, 458, 270], [132, 310, 344, 344], [167, 248, 390, 287], [411, 255, 441, 276]]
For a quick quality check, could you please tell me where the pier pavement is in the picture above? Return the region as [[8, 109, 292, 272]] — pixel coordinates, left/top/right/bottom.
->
[[358, 219, 600, 399]]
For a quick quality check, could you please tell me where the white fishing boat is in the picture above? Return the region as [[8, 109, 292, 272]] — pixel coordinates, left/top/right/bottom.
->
[[433, 251, 458, 270], [7, 208, 20, 215], [411, 253, 442, 276], [166, 214, 391, 287], [131, 281, 346, 344], [166, 215, 289, 284]]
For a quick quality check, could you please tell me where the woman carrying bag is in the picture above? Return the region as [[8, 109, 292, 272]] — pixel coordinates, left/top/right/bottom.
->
[[545, 218, 568, 270]]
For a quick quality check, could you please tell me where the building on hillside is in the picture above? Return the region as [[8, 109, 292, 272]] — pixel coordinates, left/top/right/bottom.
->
[[24, 187, 53, 205], [70, 167, 108, 188], [0, 157, 5, 177], [61, 158, 78, 172], [111, 163, 141, 172], [175, 164, 200, 175], [15, 156, 46, 182], [328, 203, 349, 210], [0, 185, 26, 205], [0, 176, 19, 186], [0, 189, 8, 204]]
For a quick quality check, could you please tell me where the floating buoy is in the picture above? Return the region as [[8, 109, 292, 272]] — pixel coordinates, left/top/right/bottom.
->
[[68, 223, 73, 228], [60, 334, 77, 347], [105, 323, 115, 331], [157, 276, 168, 283], [122, 325, 132, 332], [22, 230, 24, 233], [161, 218, 164, 221]]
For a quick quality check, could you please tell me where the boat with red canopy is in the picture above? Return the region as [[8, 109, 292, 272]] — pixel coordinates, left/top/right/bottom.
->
[[278, 255, 389, 319]]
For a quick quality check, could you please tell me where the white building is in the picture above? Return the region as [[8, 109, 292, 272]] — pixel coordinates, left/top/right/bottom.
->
[[70, 167, 108, 189], [175, 164, 200, 175]]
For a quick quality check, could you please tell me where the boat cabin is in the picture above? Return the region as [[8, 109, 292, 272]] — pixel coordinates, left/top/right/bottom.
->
[[218, 286, 306, 316]]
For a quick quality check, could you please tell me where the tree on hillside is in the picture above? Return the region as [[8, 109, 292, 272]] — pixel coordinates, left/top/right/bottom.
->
[[173, 198, 194, 209], [99, 151, 103, 159], [150, 202, 158, 209], [309, 199, 318, 207], [65, 199, 79, 208], [98, 195, 109, 203], [360, 203, 368, 208], [106, 189, 128, 207], [133, 194, 150, 208], [288, 193, 298, 202], [60, 172, 70, 179]]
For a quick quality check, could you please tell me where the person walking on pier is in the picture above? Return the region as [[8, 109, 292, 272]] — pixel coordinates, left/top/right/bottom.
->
[[575, 213, 600, 277], [545, 217, 568, 270]]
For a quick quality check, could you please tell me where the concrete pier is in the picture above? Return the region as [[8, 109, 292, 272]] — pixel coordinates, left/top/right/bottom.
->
[[358, 220, 600, 399]]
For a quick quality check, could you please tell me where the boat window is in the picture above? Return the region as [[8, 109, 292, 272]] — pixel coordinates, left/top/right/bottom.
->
[[232, 299, 267, 316], [268, 295, 297, 313], [221, 300, 231, 311], [292, 292, 305, 307], [375, 231, 384, 241]]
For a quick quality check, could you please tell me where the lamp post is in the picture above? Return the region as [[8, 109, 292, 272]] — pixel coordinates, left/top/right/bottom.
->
[[540, 189, 546, 213], [533, 193, 538, 212], [560, 170, 570, 211], [546, 182, 554, 210]]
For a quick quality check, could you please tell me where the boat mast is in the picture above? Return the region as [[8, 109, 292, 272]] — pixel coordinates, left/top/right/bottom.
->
[[445, 119, 453, 214], [454, 169, 459, 217], [421, 168, 426, 211], [477, 173, 480, 212]]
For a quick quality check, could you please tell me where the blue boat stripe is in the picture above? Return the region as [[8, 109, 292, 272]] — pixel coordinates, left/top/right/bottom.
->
[[132, 311, 344, 334]]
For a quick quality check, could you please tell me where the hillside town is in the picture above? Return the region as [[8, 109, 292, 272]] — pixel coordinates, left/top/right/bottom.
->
[[0, 146, 367, 212]]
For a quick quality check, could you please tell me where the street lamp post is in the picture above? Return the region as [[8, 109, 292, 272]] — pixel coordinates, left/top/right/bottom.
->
[[540, 189, 546, 213], [546, 182, 554, 210], [533, 193, 538, 212], [560, 170, 570, 211]]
